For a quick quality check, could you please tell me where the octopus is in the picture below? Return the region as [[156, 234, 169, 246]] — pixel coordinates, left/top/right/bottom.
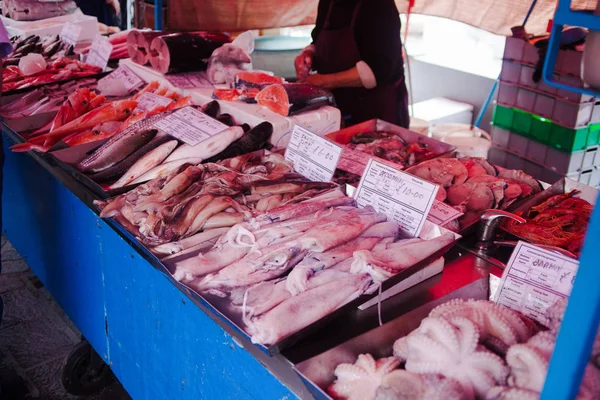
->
[[328, 354, 466, 400], [393, 316, 509, 398], [485, 386, 539, 400], [505, 331, 600, 398], [546, 298, 600, 368], [428, 299, 536, 354], [328, 354, 400, 400]]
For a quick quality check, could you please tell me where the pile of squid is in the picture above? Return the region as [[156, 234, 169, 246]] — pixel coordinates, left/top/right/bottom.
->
[[11, 81, 188, 153], [406, 157, 542, 230], [95, 151, 324, 247], [328, 298, 600, 400], [504, 189, 592, 257], [0, 78, 97, 119], [73, 99, 273, 190], [169, 191, 456, 346]]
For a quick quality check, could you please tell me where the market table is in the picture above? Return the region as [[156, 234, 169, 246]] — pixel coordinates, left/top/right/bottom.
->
[[1, 123, 496, 399]]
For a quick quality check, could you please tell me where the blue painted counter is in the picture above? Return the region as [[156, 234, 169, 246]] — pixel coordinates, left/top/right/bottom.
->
[[1, 131, 301, 399]]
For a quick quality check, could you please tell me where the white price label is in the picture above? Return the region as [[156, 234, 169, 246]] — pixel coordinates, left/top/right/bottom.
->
[[166, 72, 212, 89], [285, 125, 343, 182], [427, 200, 463, 227], [85, 35, 113, 71], [354, 159, 438, 237], [134, 92, 173, 113], [153, 106, 228, 146], [99, 66, 145, 93], [60, 22, 81, 46], [336, 148, 400, 177], [493, 241, 579, 327]]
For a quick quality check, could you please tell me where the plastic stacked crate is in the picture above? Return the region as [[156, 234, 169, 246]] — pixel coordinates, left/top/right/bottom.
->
[[490, 36, 600, 187]]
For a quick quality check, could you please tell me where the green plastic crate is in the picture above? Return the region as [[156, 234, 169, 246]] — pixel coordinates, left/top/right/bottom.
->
[[588, 124, 600, 147], [492, 104, 596, 153], [492, 105, 514, 130]]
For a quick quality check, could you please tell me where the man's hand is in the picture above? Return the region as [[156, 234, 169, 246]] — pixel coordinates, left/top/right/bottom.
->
[[303, 73, 333, 89], [294, 49, 313, 80]]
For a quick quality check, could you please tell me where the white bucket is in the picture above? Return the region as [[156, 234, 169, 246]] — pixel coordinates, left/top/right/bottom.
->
[[430, 123, 492, 159], [409, 117, 430, 136]]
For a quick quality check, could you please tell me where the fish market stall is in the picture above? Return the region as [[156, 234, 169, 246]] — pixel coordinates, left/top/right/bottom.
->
[[2, 10, 600, 400]]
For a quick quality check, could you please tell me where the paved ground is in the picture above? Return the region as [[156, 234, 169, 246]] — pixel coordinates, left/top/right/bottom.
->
[[0, 237, 131, 400]]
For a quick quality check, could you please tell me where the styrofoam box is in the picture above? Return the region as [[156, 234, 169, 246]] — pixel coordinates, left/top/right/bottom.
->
[[491, 126, 511, 149], [411, 97, 474, 126], [119, 59, 341, 148], [1, 11, 98, 42], [497, 82, 518, 107], [500, 60, 521, 84]]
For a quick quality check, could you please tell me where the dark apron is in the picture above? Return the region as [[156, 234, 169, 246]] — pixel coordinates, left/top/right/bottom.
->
[[314, 0, 409, 127]]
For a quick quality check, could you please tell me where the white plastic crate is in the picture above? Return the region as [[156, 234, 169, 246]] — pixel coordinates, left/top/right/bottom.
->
[[518, 64, 538, 89], [533, 94, 555, 120], [516, 88, 536, 114], [500, 60, 521, 84], [526, 139, 548, 165], [491, 126, 511, 149], [508, 130, 530, 157], [497, 83, 518, 107], [592, 103, 600, 124]]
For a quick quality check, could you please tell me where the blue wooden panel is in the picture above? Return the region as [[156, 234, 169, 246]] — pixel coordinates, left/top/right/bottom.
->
[[2, 136, 109, 358], [99, 227, 294, 400]]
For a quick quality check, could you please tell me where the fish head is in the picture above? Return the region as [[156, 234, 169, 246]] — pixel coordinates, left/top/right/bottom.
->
[[114, 100, 138, 120]]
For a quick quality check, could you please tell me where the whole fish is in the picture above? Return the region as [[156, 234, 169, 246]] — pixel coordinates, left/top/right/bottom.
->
[[81, 129, 159, 174], [129, 157, 205, 185], [63, 121, 124, 147], [202, 122, 273, 163], [163, 125, 245, 163], [77, 112, 171, 172], [108, 140, 179, 189]]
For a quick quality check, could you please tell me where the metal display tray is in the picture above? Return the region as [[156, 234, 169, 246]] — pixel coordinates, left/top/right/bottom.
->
[[292, 251, 492, 399], [498, 177, 598, 251], [161, 221, 462, 355]]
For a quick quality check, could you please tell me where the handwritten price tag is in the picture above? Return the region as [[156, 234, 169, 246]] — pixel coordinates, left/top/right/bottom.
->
[[427, 200, 463, 227], [60, 22, 81, 46], [493, 241, 579, 327], [134, 92, 173, 113], [166, 72, 213, 89], [85, 35, 113, 71], [354, 159, 438, 237], [153, 106, 228, 146], [284, 125, 343, 182], [99, 66, 145, 93]]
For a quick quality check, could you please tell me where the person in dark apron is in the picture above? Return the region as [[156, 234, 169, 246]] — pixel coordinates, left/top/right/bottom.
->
[[295, 0, 409, 128]]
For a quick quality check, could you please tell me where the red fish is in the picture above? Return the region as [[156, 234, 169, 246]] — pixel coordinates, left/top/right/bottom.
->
[[63, 121, 124, 147], [12, 99, 136, 152]]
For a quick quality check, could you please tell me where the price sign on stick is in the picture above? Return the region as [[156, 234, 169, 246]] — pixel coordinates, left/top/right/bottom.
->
[[60, 22, 82, 46], [285, 125, 343, 182], [427, 200, 463, 227], [134, 92, 173, 113], [354, 159, 438, 237], [153, 106, 228, 146], [99, 65, 145, 94], [493, 241, 579, 327], [86, 35, 113, 71]]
